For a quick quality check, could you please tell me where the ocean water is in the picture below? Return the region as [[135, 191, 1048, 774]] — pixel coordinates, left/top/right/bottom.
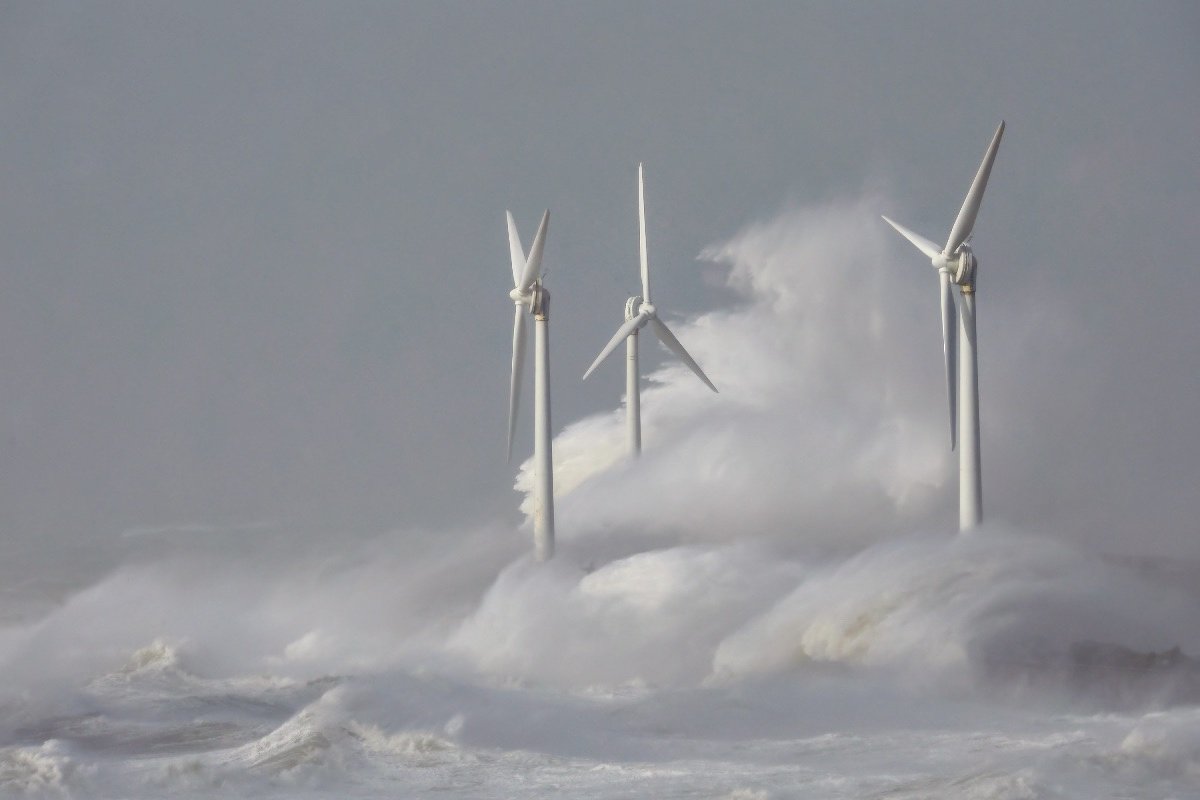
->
[[2, 528, 1200, 799], [3, 199, 1195, 798]]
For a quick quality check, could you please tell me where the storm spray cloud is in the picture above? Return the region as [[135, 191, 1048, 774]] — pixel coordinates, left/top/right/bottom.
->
[[518, 195, 950, 551], [491, 196, 1200, 694], [520, 188, 1198, 562]]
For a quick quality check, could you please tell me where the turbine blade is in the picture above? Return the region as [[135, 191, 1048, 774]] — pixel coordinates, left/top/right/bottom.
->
[[940, 270, 958, 451], [518, 210, 550, 291], [882, 215, 941, 260], [649, 316, 717, 392], [507, 307, 527, 462], [582, 312, 648, 381], [506, 212, 526, 288], [638, 163, 651, 303], [944, 121, 1005, 255]]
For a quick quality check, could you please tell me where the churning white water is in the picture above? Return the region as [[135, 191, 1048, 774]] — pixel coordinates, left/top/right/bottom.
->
[[3, 199, 1197, 798]]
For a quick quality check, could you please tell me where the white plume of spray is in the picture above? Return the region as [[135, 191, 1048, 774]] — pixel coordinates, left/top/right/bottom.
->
[[447, 543, 808, 687], [516, 193, 949, 548], [471, 194, 1200, 697]]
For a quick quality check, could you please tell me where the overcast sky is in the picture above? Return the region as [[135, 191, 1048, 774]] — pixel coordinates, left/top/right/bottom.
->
[[1, 2, 1197, 582]]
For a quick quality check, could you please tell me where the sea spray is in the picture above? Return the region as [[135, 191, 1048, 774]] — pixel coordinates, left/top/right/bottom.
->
[[517, 196, 948, 551]]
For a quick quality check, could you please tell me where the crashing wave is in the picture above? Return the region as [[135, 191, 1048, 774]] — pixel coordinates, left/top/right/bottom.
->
[[0, 740, 81, 796]]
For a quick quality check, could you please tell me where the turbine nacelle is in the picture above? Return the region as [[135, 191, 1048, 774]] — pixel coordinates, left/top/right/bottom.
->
[[935, 246, 977, 287], [624, 296, 641, 320], [510, 284, 548, 311], [931, 250, 979, 291], [624, 295, 655, 327], [955, 246, 977, 288], [531, 285, 549, 317]]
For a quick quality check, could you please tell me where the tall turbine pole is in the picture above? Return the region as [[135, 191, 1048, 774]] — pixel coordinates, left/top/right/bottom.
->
[[626, 333, 641, 456], [958, 287, 982, 529], [532, 285, 555, 560], [625, 297, 642, 456]]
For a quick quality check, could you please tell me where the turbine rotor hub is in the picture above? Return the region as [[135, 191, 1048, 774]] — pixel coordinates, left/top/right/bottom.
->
[[638, 301, 656, 318]]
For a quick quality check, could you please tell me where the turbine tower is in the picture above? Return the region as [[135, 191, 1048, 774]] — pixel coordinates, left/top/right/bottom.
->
[[506, 209, 555, 560], [582, 163, 717, 456], [882, 121, 1005, 531]]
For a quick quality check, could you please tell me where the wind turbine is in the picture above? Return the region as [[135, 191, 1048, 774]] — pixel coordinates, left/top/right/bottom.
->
[[882, 121, 1005, 531], [582, 163, 717, 456], [506, 209, 555, 560]]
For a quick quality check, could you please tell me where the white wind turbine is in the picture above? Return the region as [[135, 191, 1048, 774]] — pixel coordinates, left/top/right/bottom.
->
[[582, 164, 717, 456], [883, 121, 1005, 531], [505, 209, 555, 560]]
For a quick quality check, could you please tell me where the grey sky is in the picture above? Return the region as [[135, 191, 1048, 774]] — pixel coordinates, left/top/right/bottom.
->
[[1, 2, 1197, 580]]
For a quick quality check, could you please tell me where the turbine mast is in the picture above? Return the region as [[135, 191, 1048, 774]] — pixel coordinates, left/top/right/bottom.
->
[[625, 299, 642, 456], [532, 286, 555, 560], [958, 288, 982, 529]]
